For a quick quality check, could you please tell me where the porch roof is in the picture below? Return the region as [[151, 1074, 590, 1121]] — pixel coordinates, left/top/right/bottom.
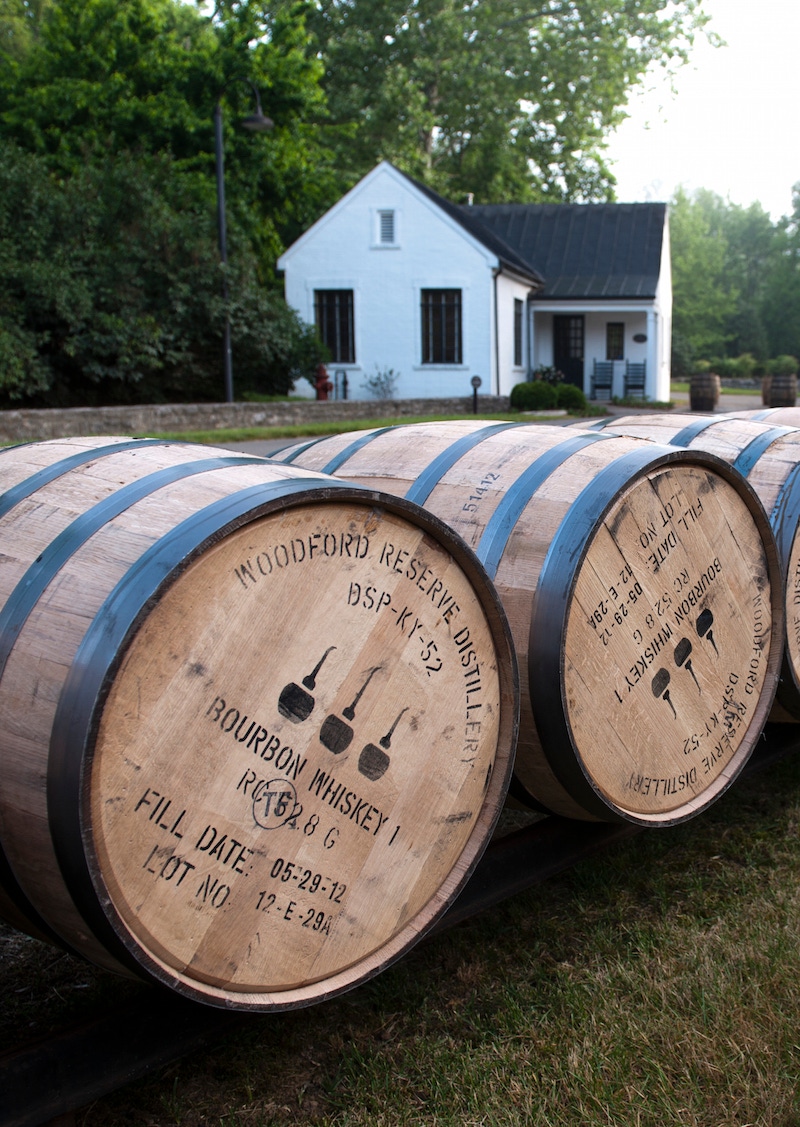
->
[[459, 202, 667, 300]]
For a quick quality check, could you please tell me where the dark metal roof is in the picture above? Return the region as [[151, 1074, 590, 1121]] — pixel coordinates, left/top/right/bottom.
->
[[462, 202, 667, 299], [394, 168, 545, 286], [395, 166, 666, 300]]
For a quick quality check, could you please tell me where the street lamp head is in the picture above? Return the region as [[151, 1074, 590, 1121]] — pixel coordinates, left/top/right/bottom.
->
[[241, 85, 274, 132], [240, 109, 274, 133]]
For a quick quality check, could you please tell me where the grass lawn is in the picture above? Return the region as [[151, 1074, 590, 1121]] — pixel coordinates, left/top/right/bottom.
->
[[4, 738, 800, 1126], [2, 385, 792, 1126]]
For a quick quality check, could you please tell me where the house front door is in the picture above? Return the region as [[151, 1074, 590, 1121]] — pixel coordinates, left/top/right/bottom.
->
[[554, 315, 585, 388]]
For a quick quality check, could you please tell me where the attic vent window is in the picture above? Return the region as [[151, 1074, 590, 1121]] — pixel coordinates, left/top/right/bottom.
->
[[378, 210, 395, 244]]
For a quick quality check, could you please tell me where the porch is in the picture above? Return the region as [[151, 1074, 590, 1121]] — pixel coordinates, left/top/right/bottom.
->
[[528, 305, 668, 402]]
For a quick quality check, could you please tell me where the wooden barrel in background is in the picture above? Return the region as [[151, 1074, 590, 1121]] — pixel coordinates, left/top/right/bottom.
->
[[275, 422, 782, 826], [767, 373, 798, 408], [0, 437, 517, 1010], [689, 373, 721, 413], [581, 411, 800, 720]]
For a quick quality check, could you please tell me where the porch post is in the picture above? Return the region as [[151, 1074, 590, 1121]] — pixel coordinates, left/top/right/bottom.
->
[[646, 308, 658, 398], [527, 297, 535, 378]]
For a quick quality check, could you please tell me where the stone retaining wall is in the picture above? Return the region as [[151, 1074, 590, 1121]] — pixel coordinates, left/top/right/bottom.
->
[[0, 396, 510, 443]]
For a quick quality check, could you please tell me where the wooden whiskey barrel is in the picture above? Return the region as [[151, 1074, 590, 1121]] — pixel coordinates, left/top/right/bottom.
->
[[582, 411, 800, 720], [726, 407, 800, 427], [275, 421, 782, 825], [0, 437, 517, 1010], [767, 373, 798, 407], [689, 373, 721, 412]]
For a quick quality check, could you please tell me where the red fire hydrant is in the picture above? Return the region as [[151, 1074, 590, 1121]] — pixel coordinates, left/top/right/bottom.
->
[[315, 363, 333, 401]]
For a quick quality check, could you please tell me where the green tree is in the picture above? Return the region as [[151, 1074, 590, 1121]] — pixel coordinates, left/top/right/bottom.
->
[[0, 0, 339, 404], [689, 192, 776, 361], [308, 0, 712, 203], [669, 188, 738, 362], [761, 184, 800, 362], [722, 202, 775, 358], [669, 187, 787, 369], [0, 0, 343, 253], [0, 0, 51, 60], [0, 140, 320, 405]]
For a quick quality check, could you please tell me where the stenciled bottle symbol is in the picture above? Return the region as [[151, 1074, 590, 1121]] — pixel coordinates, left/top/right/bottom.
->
[[320, 666, 382, 754], [277, 646, 336, 723], [674, 637, 700, 692], [359, 707, 409, 781], [696, 609, 718, 655], [652, 667, 676, 717]]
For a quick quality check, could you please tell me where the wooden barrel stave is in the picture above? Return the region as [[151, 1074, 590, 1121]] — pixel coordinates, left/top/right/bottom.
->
[[0, 443, 325, 971], [284, 426, 616, 816], [726, 407, 800, 428], [0, 437, 517, 1009], [581, 412, 800, 720], [275, 422, 783, 826]]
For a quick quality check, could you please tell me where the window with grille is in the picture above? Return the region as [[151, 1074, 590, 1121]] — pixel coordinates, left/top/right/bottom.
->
[[378, 210, 395, 244], [314, 290, 355, 363], [514, 298, 523, 367], [421, 289, 462, 364], [606, 322, 624, 361]]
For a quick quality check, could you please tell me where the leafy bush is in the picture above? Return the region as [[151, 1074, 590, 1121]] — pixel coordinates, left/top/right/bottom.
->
[[768, 355, 799, 376], [696, 353, 765, 379], [555, 383, 587, 413], [510, 380, 558, 411], [733, 352, 758, 378], [718, 357, 740, 379], [0, 142, 323, 406]]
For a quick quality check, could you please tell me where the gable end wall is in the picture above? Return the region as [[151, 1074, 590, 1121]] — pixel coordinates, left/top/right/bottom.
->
[[279, 165, 499, 400]]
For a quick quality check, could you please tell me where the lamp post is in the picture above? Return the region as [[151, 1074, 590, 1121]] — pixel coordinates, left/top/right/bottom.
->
[[213, 82, 274, 404]]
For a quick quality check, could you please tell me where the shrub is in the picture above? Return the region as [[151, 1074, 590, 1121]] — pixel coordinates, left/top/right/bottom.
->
[[710, 357, 739, 379], [555, 383, 588, 413], [768, 355, 799, 376], [0, 142, 320, 405], [697, 354, 760, 380], [510, 380, 558, 411], [733, 353, 758, 378]]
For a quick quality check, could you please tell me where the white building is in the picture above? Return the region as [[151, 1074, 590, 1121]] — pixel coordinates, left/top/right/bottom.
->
[[278, 161, 672, 403]]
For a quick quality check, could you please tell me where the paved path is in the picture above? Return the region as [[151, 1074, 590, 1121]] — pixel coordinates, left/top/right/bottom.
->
[[663, 390, 764, 414]]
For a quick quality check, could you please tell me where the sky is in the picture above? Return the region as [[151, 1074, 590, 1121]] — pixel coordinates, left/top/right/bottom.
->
[[605, 0, 800, 220]]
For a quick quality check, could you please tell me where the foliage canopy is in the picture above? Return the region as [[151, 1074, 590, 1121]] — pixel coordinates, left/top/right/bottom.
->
[[0, 141, 320, 404], [0, 0, 760, 405], [669, 186, 800, 373], [0, 0, 335, 404], [308, 0, 712, 203]]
